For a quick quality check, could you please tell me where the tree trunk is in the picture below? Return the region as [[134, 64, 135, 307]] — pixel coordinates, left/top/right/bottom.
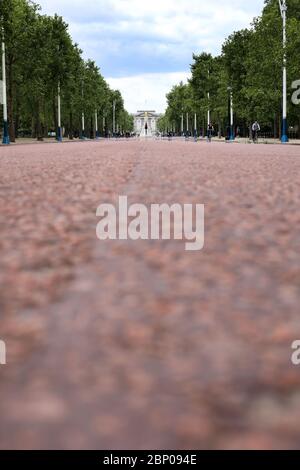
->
[[31, 117, 36, 139], [90, 116, 94, 139], [243, 119, 247, 138], [36, 100, 43, 141], [7, 59, 16, 142], [69, 110, 74, 139], [14, 94, 20, 139], [274, 114, 278, 139], [15, 111, 19, 139]]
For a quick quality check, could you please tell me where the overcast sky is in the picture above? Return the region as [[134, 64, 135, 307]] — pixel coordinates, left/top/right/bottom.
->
[[38, 0, 265, 113]]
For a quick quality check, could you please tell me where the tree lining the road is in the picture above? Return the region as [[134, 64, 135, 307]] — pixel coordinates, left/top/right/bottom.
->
[[159, 0, 300, 138], [0, 0, 133, 142]]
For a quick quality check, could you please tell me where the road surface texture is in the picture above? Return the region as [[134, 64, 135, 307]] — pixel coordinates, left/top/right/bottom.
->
[[0, 139, 300, 449]]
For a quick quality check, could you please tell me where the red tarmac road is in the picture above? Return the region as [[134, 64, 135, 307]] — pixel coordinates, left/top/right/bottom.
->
[[0, 139, 300, 449]]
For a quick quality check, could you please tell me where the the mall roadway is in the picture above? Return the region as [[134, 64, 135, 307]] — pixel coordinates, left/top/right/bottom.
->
[[0, 138, 300, 450]]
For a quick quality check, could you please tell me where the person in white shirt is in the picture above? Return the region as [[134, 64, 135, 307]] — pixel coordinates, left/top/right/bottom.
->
[[252, 121, 260, 142]]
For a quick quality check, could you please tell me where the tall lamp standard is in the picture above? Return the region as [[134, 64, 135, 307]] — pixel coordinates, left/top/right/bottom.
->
[[57, 81, 62, 142], [113, 100, 116, 136], [227, 86, 234, 141], [194, 112, 197, 140], [181, 112, 184, 136], [279, 0, 288, 143], [56, 43, 62, 142], [1, 28, 9, 144], [207, 69, 210, 132], [207, 92, 210, 129], [81, 79, 85, 139], [95, 109, 99, 139]]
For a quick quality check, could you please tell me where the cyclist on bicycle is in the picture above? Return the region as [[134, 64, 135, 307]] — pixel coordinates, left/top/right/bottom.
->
[[252, 121, 260, 142]]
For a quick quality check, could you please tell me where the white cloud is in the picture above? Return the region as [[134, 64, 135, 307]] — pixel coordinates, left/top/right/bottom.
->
[[38, 0, 266, 60], [107, 72, 191, 113], [37, 0, 266, 111]]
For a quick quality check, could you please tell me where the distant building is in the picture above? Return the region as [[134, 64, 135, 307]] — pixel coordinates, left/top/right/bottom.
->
[[133, 110, 161, 137]]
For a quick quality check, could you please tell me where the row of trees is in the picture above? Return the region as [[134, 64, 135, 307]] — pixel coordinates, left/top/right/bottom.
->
[[159, 0, 300, 139], [0, 0, 133, 142]]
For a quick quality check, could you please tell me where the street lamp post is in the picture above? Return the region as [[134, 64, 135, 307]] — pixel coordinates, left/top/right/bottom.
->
[[113, 100, 116, 136], [57, 81, 62, 142], [207, 92, 210, 128], [1, 32, 9, 145], [207, 69, 210, 132], [194, 113, 197, 140], [81, 111, 85, 139], [279, 0, 288, 143], [186, 112, 189, 134], [81, 79, 85, 139], [95, 110, 99, 139], [181, 113, 184, 136], [227, 86, 234, 141]]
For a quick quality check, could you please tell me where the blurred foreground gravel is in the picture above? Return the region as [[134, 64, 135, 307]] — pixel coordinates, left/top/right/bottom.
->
[[0, 139, 300, 449]]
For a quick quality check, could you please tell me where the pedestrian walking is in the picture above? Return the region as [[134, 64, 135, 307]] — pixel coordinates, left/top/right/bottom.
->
[[207, 123, 214, 142]]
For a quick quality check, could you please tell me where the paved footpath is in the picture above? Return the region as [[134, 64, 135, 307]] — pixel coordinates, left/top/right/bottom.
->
[[0, 139, 300, 449]]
